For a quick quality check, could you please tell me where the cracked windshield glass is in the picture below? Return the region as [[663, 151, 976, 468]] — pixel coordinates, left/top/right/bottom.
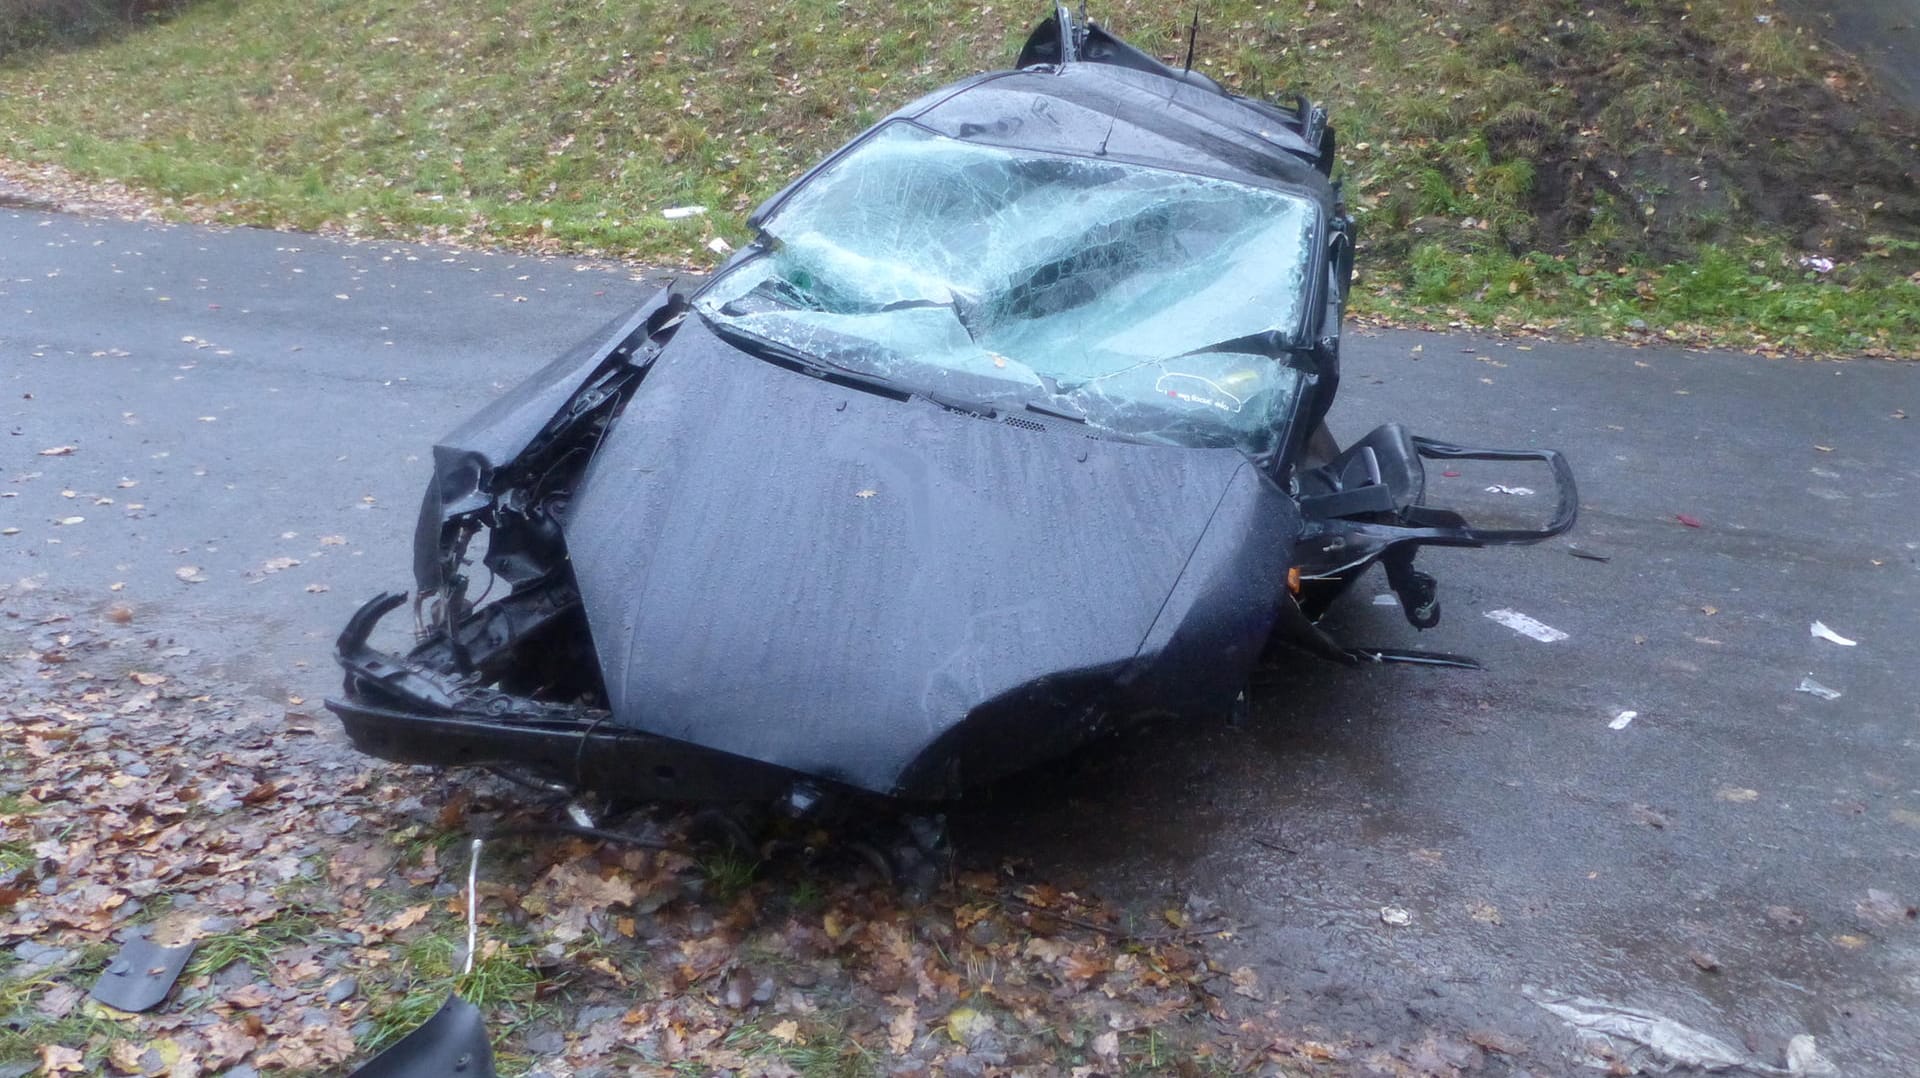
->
[[697, 122, 1320, 452]]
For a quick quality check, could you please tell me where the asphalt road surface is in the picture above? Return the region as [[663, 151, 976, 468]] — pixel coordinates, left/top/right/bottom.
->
[[5, 209, 1918, 1074]]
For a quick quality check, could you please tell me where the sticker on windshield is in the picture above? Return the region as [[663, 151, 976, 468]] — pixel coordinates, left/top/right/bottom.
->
[[1155, 372, 1247, 414]]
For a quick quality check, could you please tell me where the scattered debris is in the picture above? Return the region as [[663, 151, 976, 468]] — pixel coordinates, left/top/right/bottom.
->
[[1786, 1034, 1837, 1076], [1525, 987, 1814, 1074], [705, 236, 734, 255], [1688, 950, 1721, 973], [1675, 513, 1704, 528], [1631, 803, 1672, 829], [1380, 906, 1412, 927], [1797, 255, 1834, 274], [347, 840, 496, 1077], [660, 205, 708, 220], [1485, 608, 1569, 643], [1568, 546, 1611, 562], [1795, 677, 1842, 701], [1809, 621, 1857, 647], [1854, 888, 1917, 926], [346, 996, 495, 1078], [2, 611, 1375, 1075], [89, 938, 196, 1013], [1484, 484, 1534, 496], [1609, 710, 1637, 730]]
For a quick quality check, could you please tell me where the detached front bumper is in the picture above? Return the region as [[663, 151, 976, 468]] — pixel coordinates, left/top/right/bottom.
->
[[325, 592, 800, 802]]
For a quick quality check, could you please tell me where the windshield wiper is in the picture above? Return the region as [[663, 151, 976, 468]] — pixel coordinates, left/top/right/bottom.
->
[[702, 316, 911, 402], [1181, 329, 1317, 372], [1024, 399, 1087, 423], [921, 389, 997, 419]]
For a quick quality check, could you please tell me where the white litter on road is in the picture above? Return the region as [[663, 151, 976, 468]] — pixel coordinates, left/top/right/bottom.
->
[[1524, 987, 1825, 1074], [705, 236, 734, 255], [660, 205, 708, 220], [1796, 677, 1842, 701], [1372, 593, 1399, 606], [1485, 608, 1569, 642], [1610, 710, 1638, 730], [1809, 621, 1857, 646], [1379, 906, 1411, 926], [1484, 485, 1535, 496]]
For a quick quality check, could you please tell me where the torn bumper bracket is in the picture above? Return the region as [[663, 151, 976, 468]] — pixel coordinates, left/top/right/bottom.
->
[[325, 592, 801, 802]]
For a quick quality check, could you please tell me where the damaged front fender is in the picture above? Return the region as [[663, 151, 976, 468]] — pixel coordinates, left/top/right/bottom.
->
[[412, 287, 685, 595]]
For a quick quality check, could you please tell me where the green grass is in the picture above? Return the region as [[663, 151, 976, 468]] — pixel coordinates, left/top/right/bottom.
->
[[696, 851, 760, 903], [187, 908, 325, 978], [0, 941, 116, 1067], [0, 0, 1914, 355], [361, 928, 545, 1054], [722, 1013, 877, 1078], [1367, 237, 1920, 353]]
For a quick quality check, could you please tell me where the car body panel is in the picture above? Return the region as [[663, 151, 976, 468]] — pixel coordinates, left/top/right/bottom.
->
[[561, 316, 1253, 796]]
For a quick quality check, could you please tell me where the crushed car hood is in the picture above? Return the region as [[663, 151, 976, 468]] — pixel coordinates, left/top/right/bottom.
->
[[560, 316, 1251, 795]]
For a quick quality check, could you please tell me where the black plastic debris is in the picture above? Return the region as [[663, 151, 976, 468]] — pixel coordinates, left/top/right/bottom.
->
[[346, 995, 495, 1078], [89, 937, 194, 1013]]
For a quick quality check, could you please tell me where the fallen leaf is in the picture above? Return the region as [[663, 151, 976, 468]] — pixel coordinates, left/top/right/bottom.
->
[[40, 1044, 86, 1074], [106, 1040, 146, 1074], [1092, 1030, 1120, 1058], [1715, 786, 1759, 803], [767, 1019, 801, 1044], [379, 904, 432, 934], [224, 983, 274, 1008], [1766, 905, 1805, 927], [946, 1006, 994, 1045], [1229, 965, 1262, 999], [1467, 1030, 1526, 1056], [888, 1005, 917, 1054], [1675, 513, 1704, 528]]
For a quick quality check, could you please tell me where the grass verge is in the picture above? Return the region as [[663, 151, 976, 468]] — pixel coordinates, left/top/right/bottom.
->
[[0, 0, 1915, 352]]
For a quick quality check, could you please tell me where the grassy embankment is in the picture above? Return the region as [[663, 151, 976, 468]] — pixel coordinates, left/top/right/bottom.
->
[[1, 0, 1916, 355]]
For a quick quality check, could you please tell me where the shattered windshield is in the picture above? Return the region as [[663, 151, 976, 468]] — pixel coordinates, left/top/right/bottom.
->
[[696, 122, 1320, 452]]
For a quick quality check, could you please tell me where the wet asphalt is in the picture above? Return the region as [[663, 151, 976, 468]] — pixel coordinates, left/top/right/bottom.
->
[[4, 208, 1918, 1074]]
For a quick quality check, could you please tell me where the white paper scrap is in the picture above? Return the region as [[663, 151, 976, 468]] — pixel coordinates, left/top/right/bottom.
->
[[1796, 677, 1842, 701], [661, 205, 708, 220], [1609, 710, 1637, 730], [1809, 621, 1857, 646], [1485, 608, 1569, 642]]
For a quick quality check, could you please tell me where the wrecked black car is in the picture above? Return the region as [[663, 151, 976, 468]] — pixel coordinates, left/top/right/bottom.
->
[[327, 8, 1575, 807]]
